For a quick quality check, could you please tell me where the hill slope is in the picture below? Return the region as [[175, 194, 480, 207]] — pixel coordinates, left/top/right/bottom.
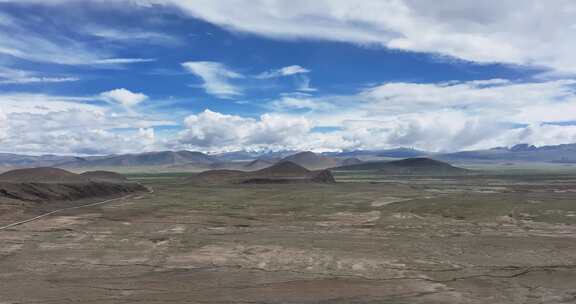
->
[[0, 168, 145, 202], [333, 158, 469, 175], [193, 161, 335, 184]]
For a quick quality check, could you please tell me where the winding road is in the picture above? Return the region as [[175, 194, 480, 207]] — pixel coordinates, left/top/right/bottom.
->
[[0, 184, 153, 232]]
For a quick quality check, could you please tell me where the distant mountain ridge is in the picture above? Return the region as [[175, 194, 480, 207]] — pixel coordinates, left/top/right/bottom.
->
[[0, 153, 82, 168], [62, 151, 218, 168], [323, 148, 430, 159], [2, 142, 576, 171], [439, 143, 576, 163]]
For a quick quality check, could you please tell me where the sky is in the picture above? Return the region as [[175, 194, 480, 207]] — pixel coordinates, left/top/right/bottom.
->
[[1, 0, 576, 155]]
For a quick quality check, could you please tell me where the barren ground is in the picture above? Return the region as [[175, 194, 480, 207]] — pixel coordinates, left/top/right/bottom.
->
[[1, 172, 576, 303]]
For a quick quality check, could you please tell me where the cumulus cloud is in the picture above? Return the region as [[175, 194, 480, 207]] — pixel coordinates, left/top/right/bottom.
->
[[255, 65, 310, 79], [149, 0, 576, 72], [179, 109, 312, 151], [0, 93, 173, 154], [100, 88, 148, 108], [257, 78, 576, 152], [485, 124, 576, 149], [182, 61, 244, 99], [358, 79, 576, 125]]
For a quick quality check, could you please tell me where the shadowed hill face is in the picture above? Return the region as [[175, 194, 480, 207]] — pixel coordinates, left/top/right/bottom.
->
[[243, 159, 274, 171], [80, 171, 128, 182], [333, 157, 469, 175]]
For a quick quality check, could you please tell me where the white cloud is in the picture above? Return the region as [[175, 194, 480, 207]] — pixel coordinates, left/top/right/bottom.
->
[[0, 67, 79, 84], [256, 78, 576, 152], [0, 109, 7, 141], [100, 88, 149, 108], [182, 61, 244, 99], [1, 127, 159, 155], [295, 75, 317, 92], [85, 26, 181, 45], [270, 94, 332, 111], [482, 124, 576, 149], [151, 0, 576, 72], [0, 92, 174, 154], [358, 79, 576, 125], [90, 58, 156, 65], [0, 93, 102, 115], [0, 9, 154, 66], [179, 109, 312, 151], [255, 65, 310, 79]]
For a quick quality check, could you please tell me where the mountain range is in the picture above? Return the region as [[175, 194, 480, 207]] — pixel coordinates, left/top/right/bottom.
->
[[1, 143, 576, 172]]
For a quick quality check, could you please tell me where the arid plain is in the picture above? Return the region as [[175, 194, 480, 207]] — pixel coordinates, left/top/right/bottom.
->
[[2, 165, 576, 304]]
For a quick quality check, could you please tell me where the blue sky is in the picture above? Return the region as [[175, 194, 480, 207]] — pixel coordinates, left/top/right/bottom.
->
[[1, 0, 576, 155]]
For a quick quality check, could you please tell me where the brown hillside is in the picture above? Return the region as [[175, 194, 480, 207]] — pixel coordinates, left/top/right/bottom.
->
[[255, 161, 311, 176], [0, 167, 145, 202], [192, 161, 335, 185], [80, 171, 128, 182]]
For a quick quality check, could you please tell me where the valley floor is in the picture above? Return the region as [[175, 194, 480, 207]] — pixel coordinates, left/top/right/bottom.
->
[[1, 172, 576, 303]]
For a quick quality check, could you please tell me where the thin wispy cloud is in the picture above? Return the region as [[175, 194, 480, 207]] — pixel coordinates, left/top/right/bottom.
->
[[158, 0, 576, 73], [255, 65, 310, 79], [0, 10, 155, 67], [182, 61, 245, 99], [0, 67, 79, 84]]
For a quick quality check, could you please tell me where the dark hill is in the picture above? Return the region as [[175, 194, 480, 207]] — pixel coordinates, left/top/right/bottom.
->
[[0, 167, 145, 202], [242, 159, 274, 171], [256, 161, 311, 176], [192, 161, 335, 184], [333, 158, 469, 175]]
